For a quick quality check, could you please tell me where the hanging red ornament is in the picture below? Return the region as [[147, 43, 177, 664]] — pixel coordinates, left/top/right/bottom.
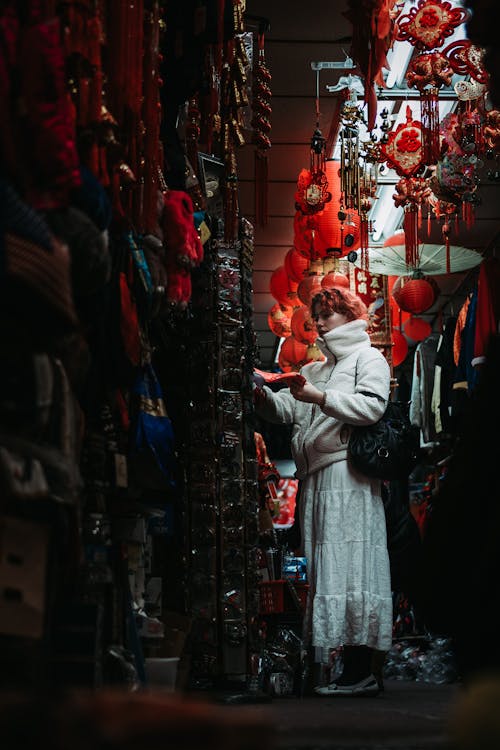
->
[[290, 306, 317, 345], [279, 336, 309, 369], [314, 159, 361, 257], [392, 328, 409, 367], [406, 51, 453, 165], [392, 274, 440, 314], [294, 167, 331, 217], [297, 266, 324, 306], [442, 40, 488, 85], [380, 105, 424, 177], [392, 176, 432, 271], [404, 316, 432, 341], [267, 303, 294, 338], [284, 246, 311, 283], [395, 0, 470, 52], [270, 265, 299, 307]]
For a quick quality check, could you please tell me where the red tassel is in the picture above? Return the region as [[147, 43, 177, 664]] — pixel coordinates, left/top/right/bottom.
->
[[420, 87, 440, 164], [462, 201, 475, 230], [403, 204, 419, 271], [445, 232, 450, 274]]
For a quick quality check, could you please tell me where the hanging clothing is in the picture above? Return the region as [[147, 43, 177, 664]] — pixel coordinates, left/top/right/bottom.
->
[[472, 257, 500, 367], [409, 333, 441, 445]]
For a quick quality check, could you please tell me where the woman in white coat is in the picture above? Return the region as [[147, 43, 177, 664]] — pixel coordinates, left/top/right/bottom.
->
[[254, 287, 393, 696]]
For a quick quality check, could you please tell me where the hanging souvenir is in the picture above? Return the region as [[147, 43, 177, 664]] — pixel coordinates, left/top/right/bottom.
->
[[380, 106, 424, 177], [395, 0, 469, 52], [442, 39, 488, 85], [406, 51, 453, 164], [251, 31, 272, 226], [392, 177, 432, 271], [343, 0, 399, 131], [380, 107, 426, 272]]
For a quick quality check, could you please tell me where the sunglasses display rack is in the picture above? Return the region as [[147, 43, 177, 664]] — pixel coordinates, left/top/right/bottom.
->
[[184, 219, 261, 691]]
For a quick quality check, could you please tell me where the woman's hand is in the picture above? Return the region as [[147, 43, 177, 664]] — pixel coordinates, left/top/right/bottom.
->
[[289, 378, 325, 405]]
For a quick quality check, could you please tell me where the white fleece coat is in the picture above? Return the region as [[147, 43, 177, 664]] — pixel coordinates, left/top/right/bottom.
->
[[257, 319, 391, 479]]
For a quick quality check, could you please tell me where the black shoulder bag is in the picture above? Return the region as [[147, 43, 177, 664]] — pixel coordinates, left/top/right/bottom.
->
[[348, 358, 421, 481]]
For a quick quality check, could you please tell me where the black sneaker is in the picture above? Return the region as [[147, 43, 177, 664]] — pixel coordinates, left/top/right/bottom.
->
[[314, 674, 380, 697]]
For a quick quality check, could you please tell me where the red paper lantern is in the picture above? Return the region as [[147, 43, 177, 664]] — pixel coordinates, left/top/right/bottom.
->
[[321, 270, 350, 290], [293, 212, 315, 257], [392, 328, 409, 367], [270, 265, 299, 307], [284, 246, 311, 283], [290, 306, 317, 344], [391, 274, 439, 314], [314, 160, 361, 257], [404, 316, 432, 342], [297, 273, 323, 306], [267, 303, 294, 338], [279, 335, 309, 370]]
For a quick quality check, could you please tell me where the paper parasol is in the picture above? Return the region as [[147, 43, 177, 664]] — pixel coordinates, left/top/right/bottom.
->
[[354, 233, 483, 276]]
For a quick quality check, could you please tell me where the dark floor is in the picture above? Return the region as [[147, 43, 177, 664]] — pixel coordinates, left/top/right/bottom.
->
[[213, 679, 461, 750]]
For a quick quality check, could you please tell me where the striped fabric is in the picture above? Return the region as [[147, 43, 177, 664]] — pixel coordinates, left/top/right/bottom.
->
[[5, 232, 78, 326]]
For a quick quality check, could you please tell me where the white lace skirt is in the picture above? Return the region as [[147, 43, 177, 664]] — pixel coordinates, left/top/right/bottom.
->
[[299, 459, 393, 652]]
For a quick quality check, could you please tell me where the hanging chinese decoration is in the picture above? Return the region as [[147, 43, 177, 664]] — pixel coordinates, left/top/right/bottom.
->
[[269, 265, 299, 307], [220, 7, 249, 241], [268, 303, 294, 338], [343, 0, 399, 131], [314, 158, 361, 263], [338, 102, 379, 270], [290, 306, 318, 345], [296, 258, 324, 305], [284, 246, 311, 283], [395, 0, 469, 52], [392, 272, 440, 314], [294, 128, 332, 218], [392, 175, 432, 270], [279, 336, 324, 372], [406, 51, 453, 164], [380, 106, 426, 271], [252, 31, 272, 226]]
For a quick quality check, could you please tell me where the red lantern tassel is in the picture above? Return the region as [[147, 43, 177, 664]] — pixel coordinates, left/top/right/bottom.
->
[[421, 87, 440, 164], [462, 200, 475, 230], [445, 232, 450, 274], [403, 204, 419, 271]]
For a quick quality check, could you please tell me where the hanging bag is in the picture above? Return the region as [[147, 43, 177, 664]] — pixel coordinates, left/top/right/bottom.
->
[[348, 356, 420, 481], [128, 362, 177, 491]]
